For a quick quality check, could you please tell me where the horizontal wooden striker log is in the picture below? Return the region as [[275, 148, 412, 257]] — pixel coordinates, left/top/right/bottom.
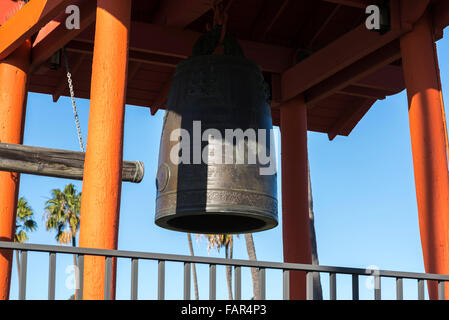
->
[[0, 142, 144, 183]]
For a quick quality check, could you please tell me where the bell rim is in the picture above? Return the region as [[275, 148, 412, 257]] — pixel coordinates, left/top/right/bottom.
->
[[155, 207, 278, 234]]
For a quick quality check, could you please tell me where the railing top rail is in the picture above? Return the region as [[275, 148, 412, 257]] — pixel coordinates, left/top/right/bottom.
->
[[1, 241, 449, 281]]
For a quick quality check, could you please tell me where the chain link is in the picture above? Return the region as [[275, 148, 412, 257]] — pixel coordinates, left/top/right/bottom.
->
[[63, 48, 85, 153]]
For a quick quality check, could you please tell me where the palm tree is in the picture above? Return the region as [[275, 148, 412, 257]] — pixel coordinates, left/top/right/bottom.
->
[[308, 160, 323, 300], [244, 233, 259, 300], [187, 233, 199, 300], [44, 184, 81, 293], [205, 234, 235, 300], [14, 197, 37, 277]]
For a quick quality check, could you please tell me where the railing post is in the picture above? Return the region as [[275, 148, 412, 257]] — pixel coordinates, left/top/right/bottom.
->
[[131, 258, 138, 300], [184, 262, 191, 300], [306, 272, 314, 300], [104, 257, 112, 300], [329, 273, 337, 300], [209, 264, 216, 300], [158, 260, 165, 300], [18, 250, 28, 300], [48, 253, 56, 300], [396, 277, 403, 300], [283, 270, 290, 300], [418, 279, 425, 300], [77, 254, 84, 300], [352, 274, 359, 300], [438, 281, 446, 300], [258, 268, 266, 300], [374, 275, 381, 300], [234, 266, 241, 300]]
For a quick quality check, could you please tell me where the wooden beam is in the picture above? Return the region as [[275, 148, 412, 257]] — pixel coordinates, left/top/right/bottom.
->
[[151, 72, 174, 111], [271, 73, 282, 107], [305, 40, 401, 105], [251, 0, 290, 41], [433, 0, 449, 38], [282, 2, 405, 102], [0, 0, 71, 60], [31, 0, 96, 70], [152, 0, 214, 27], [73, 22, 294, 73], [65, 39, 183, 67], [320, 0, 368, 8], [355, 64, 404, 92], [128, 61, 142, 82], [327, 99, 375, 140], [128, 22, 294, 73], [0, 142, 144, 183], [307, 4, 341, 49], [338, 85, 389, 100]]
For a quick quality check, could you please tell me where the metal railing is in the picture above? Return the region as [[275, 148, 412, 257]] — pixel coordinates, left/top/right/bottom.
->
[[0, 241, 448, 300]]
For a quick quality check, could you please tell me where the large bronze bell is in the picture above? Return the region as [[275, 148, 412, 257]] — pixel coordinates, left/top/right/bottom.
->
[[155, 28, 278, 234]]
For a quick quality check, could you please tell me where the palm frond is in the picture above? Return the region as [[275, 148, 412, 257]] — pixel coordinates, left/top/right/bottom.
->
[[44, 184, 81, 246], [15, 197, 37, 243]]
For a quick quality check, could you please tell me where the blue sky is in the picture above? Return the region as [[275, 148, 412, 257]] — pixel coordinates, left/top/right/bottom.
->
[[5, 33, 449, 300]]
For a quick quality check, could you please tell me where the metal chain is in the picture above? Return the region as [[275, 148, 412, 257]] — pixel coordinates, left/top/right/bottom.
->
[[63, 48, 85, 153]]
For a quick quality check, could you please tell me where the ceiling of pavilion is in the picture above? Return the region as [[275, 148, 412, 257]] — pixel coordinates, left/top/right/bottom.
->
[[7, 0, 447, 139]]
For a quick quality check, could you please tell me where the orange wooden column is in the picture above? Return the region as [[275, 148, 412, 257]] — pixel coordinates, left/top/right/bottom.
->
[[0, 40, 30, 300], [78, 0, 131, 300], [401, 11, 449, 300], [280, 97, 312, 300]]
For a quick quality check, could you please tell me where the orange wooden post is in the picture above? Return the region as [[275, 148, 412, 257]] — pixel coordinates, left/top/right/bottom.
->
[[0, 39, 30, 300], [401, 11, 449, 300], [280, 97, 312, 300], [78, 0, 131, 300]]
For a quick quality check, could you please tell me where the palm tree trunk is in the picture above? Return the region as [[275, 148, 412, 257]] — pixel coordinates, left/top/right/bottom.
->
[[225, 243, 233, 300], [308, 160, 323, 300], [187, 233, 199, 300], [244, 233, 259, 300]]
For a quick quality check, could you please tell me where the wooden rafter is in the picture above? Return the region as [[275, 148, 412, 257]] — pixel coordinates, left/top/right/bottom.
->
[[251, 0, 290, 41], [305, 40, 401, 105], [307, 4, 341, 49], [65, 40, 183, 67], [356, 64, 404, 92], [31, 0, 96, 70], [338, 85, 390, 100], [127, 62, 142, 84], [152, 0, 215, 27], [320, 0, 368, 9], [434, 0, 449, 38], [71, 22, 294, 73], [281, 1, 405, 102], [152, 73, 174, 108], [0, 0, 72, 60], [327, 99, 375, 140]]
